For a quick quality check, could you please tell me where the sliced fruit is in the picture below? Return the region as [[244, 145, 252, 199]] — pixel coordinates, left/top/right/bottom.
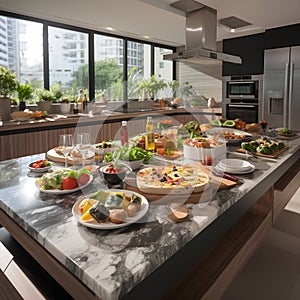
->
[[210, 119, 222, 127], [223, 120, 236, 127], [80, 210, 94, 222], [79, 199, 98, 214]]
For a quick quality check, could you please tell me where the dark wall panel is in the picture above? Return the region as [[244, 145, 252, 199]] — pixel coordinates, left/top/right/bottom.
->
[[265, 23, 300, 49], [222, 33, 265, 76], [222, 23, 300, 76]]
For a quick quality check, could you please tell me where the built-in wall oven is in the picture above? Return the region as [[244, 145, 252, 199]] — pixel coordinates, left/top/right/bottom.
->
[[222, 75, 263, 123]]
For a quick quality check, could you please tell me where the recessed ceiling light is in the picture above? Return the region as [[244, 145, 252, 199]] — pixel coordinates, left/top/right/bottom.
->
[[105, 27, 115, 31], [143, 35, 150, 39], [230, 28, 236, 33]]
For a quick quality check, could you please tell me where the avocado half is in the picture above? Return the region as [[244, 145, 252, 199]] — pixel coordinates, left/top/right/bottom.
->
[[210, 119, 222, 127], [223, 120, 236, 127]]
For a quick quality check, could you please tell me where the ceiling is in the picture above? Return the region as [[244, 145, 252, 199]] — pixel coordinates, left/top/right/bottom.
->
[[138, 0, 300, 41]]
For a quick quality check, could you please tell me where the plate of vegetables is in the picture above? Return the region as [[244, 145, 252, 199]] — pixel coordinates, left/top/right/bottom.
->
[[36, 168, 92, 194], [28, 159, 52, 173], [72, 189, 149, 229], [276, 128, 296, 137], [103, 144, 153, 168], [239, 139, 287, 158]]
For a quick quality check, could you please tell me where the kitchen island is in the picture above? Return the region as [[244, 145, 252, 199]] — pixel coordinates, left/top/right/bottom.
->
[[0, 137, 299, 299]]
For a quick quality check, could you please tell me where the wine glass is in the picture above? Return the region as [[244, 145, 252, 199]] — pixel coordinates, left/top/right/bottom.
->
[[58, 134, 74, 168], [75, 133, 91, 168], [260, 120, 269, 137]]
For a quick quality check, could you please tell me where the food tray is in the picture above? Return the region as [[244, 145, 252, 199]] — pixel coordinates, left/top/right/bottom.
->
[[237, 146, 289, 159]]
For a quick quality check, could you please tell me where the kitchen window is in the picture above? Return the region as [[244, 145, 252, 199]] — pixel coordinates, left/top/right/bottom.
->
[[0, 10, 175, 102]]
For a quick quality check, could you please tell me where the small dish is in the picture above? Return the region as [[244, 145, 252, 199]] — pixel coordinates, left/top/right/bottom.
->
[[28, 160, 52, 173], [99, 163, 132, 184], [90, 142, 117, 155]]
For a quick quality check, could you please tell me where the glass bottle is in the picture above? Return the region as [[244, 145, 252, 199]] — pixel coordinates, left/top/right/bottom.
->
[[120, 121, 128, 146], [145, 117, 155, 151], [83, 93, 88, 113], [77, 89, 84, 113], [73, 102, 79, 114]]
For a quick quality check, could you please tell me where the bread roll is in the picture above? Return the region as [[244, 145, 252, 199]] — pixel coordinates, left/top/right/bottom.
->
[[109, 209, 126, 224]]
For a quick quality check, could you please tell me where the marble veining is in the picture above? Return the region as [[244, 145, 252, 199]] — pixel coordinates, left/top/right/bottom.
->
[[0, 138, 299, 300]]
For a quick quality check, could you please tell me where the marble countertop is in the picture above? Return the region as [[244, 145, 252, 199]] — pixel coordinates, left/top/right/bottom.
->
[[0, 138, 299, 299]]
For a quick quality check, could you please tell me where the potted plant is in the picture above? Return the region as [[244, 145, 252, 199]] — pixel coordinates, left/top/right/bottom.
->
[[16, 82, 33, 111], [60, 97, 71, 114], [50, 82, 63, 102], [0, 66, 17, 120], [36, 88, 56, 112], [168, 80, 180, 99], [147, 75, 167, 100], [179, 82, 194, 107]]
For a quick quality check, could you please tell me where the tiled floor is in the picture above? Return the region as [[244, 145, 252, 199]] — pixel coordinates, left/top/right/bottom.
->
[[222, 187, 300, 300]]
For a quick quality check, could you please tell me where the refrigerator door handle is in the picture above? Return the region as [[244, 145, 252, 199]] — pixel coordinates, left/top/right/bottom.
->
[[288, 62, 294, 129], [283, 63, 290, 128], [283, 63, 290, 127]]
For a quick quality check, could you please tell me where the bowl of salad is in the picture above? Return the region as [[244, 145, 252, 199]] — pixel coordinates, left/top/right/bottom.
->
[[103, 145, 153, 170], [28, 159, 52, 173]]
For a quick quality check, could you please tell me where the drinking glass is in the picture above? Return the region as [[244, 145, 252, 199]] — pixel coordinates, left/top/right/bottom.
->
[[75, 133, 91, 168], [58, 134, 74, 168], [260, 120, 268, 137]]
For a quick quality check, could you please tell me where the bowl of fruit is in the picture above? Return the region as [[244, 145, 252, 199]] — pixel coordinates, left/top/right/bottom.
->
[[99, 163, 132, 185], [28, 159, 52, 173]]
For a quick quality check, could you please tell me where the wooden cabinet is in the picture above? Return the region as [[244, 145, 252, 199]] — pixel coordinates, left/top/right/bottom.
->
[[222, 33, 265, 76]]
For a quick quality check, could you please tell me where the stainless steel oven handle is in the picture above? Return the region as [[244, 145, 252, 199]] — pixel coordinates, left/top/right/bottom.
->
[[228, 104, 256, 108], [228, 95, 256, 99], [228, 81, 255, 84]]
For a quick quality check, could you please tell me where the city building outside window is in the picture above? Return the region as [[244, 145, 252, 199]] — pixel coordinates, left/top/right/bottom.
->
[[49, 26, 89, 101], [0, 12, 174, 105], [0, 16, 43, 103]]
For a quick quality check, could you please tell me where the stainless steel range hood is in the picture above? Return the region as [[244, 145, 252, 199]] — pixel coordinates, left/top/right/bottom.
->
[[163, 0, 242, 65]]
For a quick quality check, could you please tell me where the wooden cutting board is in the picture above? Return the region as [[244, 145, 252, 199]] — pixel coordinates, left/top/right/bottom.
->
[[236, 146, 289, 159], [277, 134, 299, 140], [46, 148, 95, 165], [124, 167, 237, 204]]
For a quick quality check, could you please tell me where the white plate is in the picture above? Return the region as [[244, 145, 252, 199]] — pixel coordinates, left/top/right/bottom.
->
[[90, 143, 118, 155], [136, 165, 210, 194], [215, 163, 255, 174], [72, 189, 149, 229], [39, 175, 93, 194], [206, 127, 252, 143], [47, 148, 94, 163], [219, 159, 251, 169], [28, 162, 52, 173]]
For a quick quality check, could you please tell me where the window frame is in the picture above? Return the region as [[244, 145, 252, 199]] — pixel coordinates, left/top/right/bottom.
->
[[0, 9, 176, 102]]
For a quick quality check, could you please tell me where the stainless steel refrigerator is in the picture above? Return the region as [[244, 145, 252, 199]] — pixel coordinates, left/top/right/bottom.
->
[[263, 46, 300, 130]]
